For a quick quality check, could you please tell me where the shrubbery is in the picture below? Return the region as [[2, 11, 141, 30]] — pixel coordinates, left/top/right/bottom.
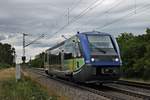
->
[[117, 28, 150, 80], [0, 63, 11, 69], [0, 43, 15, 69], [29, 52, 45, 68], [0, 78, 55, 100]]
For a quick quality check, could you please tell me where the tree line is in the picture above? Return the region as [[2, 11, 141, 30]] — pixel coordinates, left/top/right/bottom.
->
[[29, 52, 45, 68], [0, 43, 15, 68], [117, 28, 150, 80], [30, 28, 150, 80]]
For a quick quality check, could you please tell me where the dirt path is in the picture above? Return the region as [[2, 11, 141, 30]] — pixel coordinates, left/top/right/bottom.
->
[[0, 68, 15, 80]]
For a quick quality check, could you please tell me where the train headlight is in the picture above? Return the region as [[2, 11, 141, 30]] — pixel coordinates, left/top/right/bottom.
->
[[115, 58, 119, 62], [91, 58, 95, 62]]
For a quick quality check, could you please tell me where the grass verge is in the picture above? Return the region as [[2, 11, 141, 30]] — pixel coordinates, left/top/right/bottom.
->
[[0, 78, 58, 100], [0, 68, 57, 100]]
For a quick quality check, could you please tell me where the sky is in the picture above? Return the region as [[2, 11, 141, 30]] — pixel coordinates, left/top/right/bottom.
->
[[0, 0, 150, 63]]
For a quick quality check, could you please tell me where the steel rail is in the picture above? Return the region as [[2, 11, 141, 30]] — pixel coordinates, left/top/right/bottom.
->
[[26, 68, 150, 100], [103, 84, 150, 100], [117, 80, 150, 90], [26, 68, 125, 100]]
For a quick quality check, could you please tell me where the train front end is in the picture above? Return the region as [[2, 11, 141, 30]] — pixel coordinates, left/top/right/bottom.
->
[[76, 31, 122, 83]]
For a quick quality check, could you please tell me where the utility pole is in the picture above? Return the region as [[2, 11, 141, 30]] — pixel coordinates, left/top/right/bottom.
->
[[67, 8, 70, 24], [22, 33, 28, 64], [22, 33, 44, 64]]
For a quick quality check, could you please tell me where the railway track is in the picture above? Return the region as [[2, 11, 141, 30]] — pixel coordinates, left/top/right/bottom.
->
[[105, 80, 150, 100], [117, 80, 150, 90], [103, 83, 150, 100], [25, 68, 150, 100]]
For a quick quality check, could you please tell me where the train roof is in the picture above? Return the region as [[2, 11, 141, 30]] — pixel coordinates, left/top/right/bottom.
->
[[46, 31, 112, 52], [79, 31, 111, 36]]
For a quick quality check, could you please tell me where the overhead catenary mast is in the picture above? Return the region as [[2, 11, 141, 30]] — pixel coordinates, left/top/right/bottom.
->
[[22, 33, 44, 64], [22, 33, 28, 64]]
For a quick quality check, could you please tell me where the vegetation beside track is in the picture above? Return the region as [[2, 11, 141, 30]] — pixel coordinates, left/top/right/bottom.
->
[[117, 28, 150, 80], [29, 52, 45, 68], [0, 68, 57, 100], [0, 42, 15, 69]]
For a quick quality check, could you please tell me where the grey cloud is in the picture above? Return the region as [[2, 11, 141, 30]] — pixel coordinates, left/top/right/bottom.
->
[[0, 34, 7, 41], [0, 0, 150, 62], [0, 33, 19, 41]]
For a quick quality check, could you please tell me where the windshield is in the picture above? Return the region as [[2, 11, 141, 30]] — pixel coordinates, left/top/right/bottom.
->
[[87, 35, 116, 55]]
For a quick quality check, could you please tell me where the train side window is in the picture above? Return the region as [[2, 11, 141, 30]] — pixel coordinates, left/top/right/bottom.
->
[[44, 53, 47, 63], [64, 38, 74, 60], [49, 48, 61, 65], [48, 52, 50, 64], [49, 53, 52, 64]]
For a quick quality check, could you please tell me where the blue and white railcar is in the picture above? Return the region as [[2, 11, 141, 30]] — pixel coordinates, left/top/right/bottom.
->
[[44, 31, 122, 83]]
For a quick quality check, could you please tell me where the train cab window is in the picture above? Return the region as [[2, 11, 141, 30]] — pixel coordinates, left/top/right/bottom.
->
[[87, 35, 116, 54]]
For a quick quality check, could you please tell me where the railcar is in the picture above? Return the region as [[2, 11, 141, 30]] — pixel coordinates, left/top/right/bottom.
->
[[44, 31, 122, 83]]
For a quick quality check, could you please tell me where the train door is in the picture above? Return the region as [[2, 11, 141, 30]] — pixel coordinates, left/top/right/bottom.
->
[[72, 36, 84, 72], [44, 51, 49, 74], [72, 37, 78, 71], [63, 36, 83, 73]]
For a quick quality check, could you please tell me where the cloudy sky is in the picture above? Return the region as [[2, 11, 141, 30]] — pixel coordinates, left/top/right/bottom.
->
[[0, 0, 150, 63]]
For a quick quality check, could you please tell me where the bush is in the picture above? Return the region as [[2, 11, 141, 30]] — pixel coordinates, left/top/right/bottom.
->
[[117, 29, 150, 80], [0, 78, 56, 100], [0, 63, 11, 69], [143, 68, 150, 80]]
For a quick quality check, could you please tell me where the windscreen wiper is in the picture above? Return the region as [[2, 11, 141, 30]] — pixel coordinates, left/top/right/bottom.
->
[[90, 43, 106, 54]]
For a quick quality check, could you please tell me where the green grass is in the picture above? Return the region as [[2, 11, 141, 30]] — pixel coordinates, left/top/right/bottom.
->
[[0, 63, 11, 69], [0, 78, 57, 100]]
